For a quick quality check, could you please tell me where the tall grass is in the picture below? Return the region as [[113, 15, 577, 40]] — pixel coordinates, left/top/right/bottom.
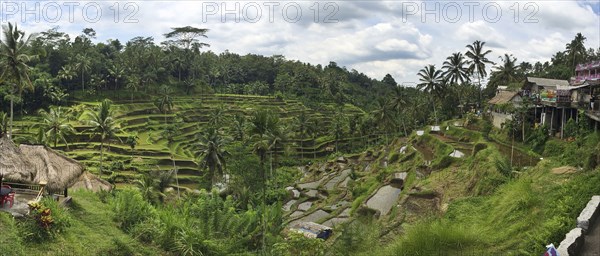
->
[[382, 219, 483, 255]]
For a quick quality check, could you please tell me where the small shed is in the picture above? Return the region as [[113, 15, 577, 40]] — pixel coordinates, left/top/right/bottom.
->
[[290, 221, 333, 239]]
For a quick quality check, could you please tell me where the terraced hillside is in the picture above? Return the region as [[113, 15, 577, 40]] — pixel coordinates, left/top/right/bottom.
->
[[11, 94, 367, 190]]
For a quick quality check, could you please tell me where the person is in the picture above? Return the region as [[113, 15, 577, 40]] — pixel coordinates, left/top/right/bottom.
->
[[591, 95, 596, 111]]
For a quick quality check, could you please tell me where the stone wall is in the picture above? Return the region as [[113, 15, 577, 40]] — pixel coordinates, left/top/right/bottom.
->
[[557, 195, 600, 256], [491, 112, 511, 128]]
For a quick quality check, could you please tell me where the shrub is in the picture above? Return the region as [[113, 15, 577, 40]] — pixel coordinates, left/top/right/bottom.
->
[[272, 232, 325, 256], [563, 118, 578, 139], [433, 155, 453, 170], [20, 198, 71, 241], [100, 238, 137, 256], [543, 140, 565, 158], [527, 125, 549, 153], [388, 152, 400, 163], [384, 219, 482, 255], [472, 143, 487, 156], [481, 119, 493, 139], [110, 189, 156, 231]]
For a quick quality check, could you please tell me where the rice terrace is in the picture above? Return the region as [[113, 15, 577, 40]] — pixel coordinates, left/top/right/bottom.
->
[[1, 1, 600, 255]]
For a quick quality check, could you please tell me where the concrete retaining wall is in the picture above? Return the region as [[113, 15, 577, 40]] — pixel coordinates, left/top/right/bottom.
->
[[491, 112, 511, 128], [557, 196, 600, 255]]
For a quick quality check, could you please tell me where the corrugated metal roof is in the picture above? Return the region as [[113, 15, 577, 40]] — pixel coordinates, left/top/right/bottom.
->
[[527, 77, 570, 87]]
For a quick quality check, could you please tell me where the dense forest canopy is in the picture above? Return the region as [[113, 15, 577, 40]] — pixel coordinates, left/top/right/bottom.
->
[[2, 20, 600, 256]]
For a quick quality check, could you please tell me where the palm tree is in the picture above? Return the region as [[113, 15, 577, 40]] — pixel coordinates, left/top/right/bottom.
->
[[249, 110, 284, 169], [231, 113, 247, 141], [36, 107, 75, 148], [442, 52, 470, 85], [372, 98, 396, 143], [108, 62, 125, 91], [565, 33, 587, 73], [85, 99, 120, 179], [465, 40, 494, 107], [154, 85, 173, 124], [331, 112, 347, 153], [75, 54, 91, 93], [57, 65, 75, 87], [208, 105, 227, 128], [126, 74, 140, 103], [294, 111, 312, 160], [125, 134, 138, 154], [0, 22, 37, 138], [195, 127, 229, 189], [417, 65, 444, 125], [492, 54, 519, 84], [388, 86, 409, 136]]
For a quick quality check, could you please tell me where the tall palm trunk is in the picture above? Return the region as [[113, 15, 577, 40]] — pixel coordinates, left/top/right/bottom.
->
[[9, 94, 13, 139], [431, 94, 438, 125], [82, 69, 85, 93], [99, 140, 104, 179]]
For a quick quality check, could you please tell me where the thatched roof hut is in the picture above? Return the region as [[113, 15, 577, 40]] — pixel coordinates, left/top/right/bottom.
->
[[18, 144, 84, 192], [0, 135, 35, 183], [70, 171, 112, 192]]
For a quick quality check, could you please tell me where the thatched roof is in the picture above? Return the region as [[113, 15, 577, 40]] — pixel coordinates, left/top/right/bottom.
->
[[18, 145, 85, 192], [488, 91, 519, 105], [0, 135, 35, 183], [70, 171, 112, 192]]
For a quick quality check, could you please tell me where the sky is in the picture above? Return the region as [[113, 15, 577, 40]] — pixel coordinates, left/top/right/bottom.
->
[[1, 0, 599, 85]]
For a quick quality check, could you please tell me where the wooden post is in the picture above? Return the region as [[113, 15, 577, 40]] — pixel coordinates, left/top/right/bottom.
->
[[561, 108, 565, 139], [550, 107, 554, 136]]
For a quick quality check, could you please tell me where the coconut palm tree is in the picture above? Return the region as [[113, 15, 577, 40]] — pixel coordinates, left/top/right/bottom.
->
[[331, 112, 347, 153], [154, 85, 174, 124], [294, 111, 312, 160], [565, 33, 587, 73], [231, 113, 247, 141], [372, 98, 396, 143], [36, 107, 75, 148], [442, 52, 470, 85], [417, 65, 444, 125], [108, 61, 125, 91], [465, 40, 494, 107], [75, 54, 91, 93], [126, 74, 140, 103], [0, 22, 37, 139], [208, 105, 227, 128], [388, 86, 409, 136], [57, 65, 75, 87], [249, 110, 284, 169], [85, 99, 120, 178], [492, 54, 519, 84], [195, 127, 229, 189]]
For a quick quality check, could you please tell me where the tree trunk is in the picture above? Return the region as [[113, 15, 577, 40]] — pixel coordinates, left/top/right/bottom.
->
[[431, 95, 438, 125], [522, 113, 526, 142], [9, 94, 13, 139], [82, 69, 85, 94], [99, 140, 104, 179], [172, 155, 180, 199]]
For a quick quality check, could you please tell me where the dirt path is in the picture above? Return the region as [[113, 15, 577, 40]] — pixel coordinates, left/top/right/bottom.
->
[[581, 216, 600, 256]]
